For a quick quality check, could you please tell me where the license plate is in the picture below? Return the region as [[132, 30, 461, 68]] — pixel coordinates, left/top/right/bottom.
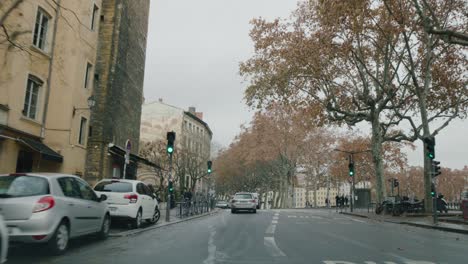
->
[[109, 207, 117, 211]]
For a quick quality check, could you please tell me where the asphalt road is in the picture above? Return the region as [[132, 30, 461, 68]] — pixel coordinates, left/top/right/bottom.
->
[[6, 209, 468, 264]]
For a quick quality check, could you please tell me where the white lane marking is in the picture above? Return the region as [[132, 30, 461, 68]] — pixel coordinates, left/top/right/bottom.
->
[[264, 237, 286, 257], [273, 216, 279, 220], [272, 220, 278, 224], [266, 224, 276, 234], [203, 226, 217, 264], [288, 215, 297, 218]]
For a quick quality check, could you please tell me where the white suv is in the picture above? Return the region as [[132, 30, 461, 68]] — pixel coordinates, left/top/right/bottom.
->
[[94, 179, 160, 228]]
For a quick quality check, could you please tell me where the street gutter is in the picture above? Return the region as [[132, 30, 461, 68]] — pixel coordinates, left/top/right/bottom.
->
[[110, 209, 221, 237], [340, 212, 468, 235]]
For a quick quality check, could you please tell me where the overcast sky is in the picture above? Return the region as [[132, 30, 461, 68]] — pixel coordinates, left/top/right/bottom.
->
[[143, 0, 468, 170]]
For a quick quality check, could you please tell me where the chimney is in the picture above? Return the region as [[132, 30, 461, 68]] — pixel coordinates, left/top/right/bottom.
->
[[188, 106, 196, 113], [196, 112, 203, 120], [158, 98, 163, 103]]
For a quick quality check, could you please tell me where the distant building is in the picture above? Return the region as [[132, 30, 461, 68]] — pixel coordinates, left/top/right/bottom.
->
[[140, 99, 213, 193]]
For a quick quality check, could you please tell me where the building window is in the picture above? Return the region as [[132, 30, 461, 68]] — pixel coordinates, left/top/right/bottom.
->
[[78, 117, 88, 145], [33, 8, 50, 50], [91, 4, 99, 30], [23, 76, 42, 119], [84, 63, 92, 88]]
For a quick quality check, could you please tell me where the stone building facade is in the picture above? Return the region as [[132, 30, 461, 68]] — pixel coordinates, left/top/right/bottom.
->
[[140, 100, 213, 193], [85, 0, 151, 184], [0, 0, 102, 175]]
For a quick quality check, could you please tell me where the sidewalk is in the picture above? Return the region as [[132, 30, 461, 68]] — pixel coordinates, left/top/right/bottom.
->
[[340, 209, 468, 235], [109, 205, 220, 237]]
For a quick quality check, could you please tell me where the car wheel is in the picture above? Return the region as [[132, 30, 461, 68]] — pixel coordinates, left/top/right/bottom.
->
[[253, 209, 257, 214], [98, 214, 110, 240], [147, 207, 160, 224], [231, 209, 236, 214], [131, 209, 143, 229], [47, 220, 69, 255]]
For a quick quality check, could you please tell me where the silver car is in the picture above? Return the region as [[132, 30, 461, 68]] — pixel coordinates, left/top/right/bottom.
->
[[0, 173, 110, 255], [0, 214, 8, 263], [231, 193, 257, 213]]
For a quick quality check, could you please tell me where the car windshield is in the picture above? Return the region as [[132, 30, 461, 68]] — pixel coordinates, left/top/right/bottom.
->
[[0, 175, 49, 198], [234, 194, 252, 199], [94, 181, 132, 193]]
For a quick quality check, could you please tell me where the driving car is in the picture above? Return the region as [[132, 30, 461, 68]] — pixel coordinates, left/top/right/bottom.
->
[[0, 173, 110, 255], [215, 200, 230, 209], [94, 179, 160, 228], [0, 214, 8, 264], [231, 192, 257, 213]]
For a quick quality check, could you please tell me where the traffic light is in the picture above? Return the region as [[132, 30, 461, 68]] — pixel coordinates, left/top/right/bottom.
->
[[431, 183, 435, 197], [166, 131, 176, 154], [207, 160, 212, 174], [348, 162, 355, 177], [424, 136, 435, 159], [168, 181, 174, 193], [393, 179, 399, 188], [432, 160, 441, 177]]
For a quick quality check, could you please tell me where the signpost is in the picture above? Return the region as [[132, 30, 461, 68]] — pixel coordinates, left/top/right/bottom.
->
[[123, 139, 131, 179]]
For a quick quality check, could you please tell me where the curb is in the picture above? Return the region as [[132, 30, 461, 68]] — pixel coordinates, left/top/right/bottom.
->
[[110, 210, 221, 237], [339, 212, 370, 219], [340, 211, 468, 235], [397, 221, 468, 235]]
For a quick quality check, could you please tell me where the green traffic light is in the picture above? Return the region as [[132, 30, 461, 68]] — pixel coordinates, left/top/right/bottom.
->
[[349, 171, 354, 176], [208, 169, 212, 173], [428, 153, 434, 159], [167, 146, 174, 153]]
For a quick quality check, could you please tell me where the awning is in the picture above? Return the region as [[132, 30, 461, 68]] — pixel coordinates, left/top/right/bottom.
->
[[108, 143, 162, 170], [18, 137, 63, 163]]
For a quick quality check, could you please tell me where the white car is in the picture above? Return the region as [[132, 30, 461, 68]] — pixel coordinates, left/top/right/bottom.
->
[[251, 193, 261, 209], [94, 179, 160, 228], [0, 214, 8, 263]]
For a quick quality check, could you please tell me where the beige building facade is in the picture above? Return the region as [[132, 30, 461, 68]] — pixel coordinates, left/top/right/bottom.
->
[[140, 100, 213, 193], [294, 187, 339, 208], [0, 0, 102, 175]]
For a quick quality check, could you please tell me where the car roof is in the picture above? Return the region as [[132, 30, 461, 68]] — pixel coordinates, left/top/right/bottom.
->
[[96, 178, 141, 184], [0, 172, 80, 179], [234, 192, 252, 195]]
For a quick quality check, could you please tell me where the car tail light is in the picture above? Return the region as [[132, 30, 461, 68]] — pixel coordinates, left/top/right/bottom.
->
[[32, 235, 47, 240], [251, 199, 256, 203], [124, 193, 138, 203], [33, 196, 55, 213]]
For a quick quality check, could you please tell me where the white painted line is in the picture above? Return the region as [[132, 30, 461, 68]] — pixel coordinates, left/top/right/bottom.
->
[[203, 227, 217, 264], [273, 216, 279, 220], [264, 237, 286, 257], [266, 224, 276, 234], [287, 215, 297, 218], [272, 220, 278, 224]]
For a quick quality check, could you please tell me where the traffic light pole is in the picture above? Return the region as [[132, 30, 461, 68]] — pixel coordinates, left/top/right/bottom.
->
[[166, 153, 173, 222], [350, 154, 354, 213], [431, 166, 438, 225]]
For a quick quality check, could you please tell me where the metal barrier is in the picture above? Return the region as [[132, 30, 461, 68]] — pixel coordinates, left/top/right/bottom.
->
[[175, 200, 214, 219]]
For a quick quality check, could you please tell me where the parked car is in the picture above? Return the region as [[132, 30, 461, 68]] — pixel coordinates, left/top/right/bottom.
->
[[0, 173, 110, 255], [215, 200, 230, 209], [0, 214, 8, 263], [231, 193, 257, 214], [94, 179, 160, 228]]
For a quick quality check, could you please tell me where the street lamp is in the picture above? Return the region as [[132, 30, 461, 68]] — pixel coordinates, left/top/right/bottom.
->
[[73, 95, 96, 116]]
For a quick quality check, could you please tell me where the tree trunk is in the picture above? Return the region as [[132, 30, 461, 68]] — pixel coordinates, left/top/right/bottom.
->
[[371, 114, 386, 203]]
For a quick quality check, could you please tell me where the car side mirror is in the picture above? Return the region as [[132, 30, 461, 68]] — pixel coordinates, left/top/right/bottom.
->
[[99, 194, 108, 202]]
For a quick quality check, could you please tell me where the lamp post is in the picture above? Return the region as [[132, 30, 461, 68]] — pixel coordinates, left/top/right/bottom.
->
[[72, 95, 96, 116]]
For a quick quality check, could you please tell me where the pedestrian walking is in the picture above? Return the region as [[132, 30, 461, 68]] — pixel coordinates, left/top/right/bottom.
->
[[325, 198, 329, 207], [344, 196, 349, 207]]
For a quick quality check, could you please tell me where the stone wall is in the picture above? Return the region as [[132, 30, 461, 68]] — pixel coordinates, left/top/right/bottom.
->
[[85, 0, 150, 183]]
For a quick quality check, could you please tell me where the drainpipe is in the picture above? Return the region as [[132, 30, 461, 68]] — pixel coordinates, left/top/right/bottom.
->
[[40, 0, 61, 138]]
